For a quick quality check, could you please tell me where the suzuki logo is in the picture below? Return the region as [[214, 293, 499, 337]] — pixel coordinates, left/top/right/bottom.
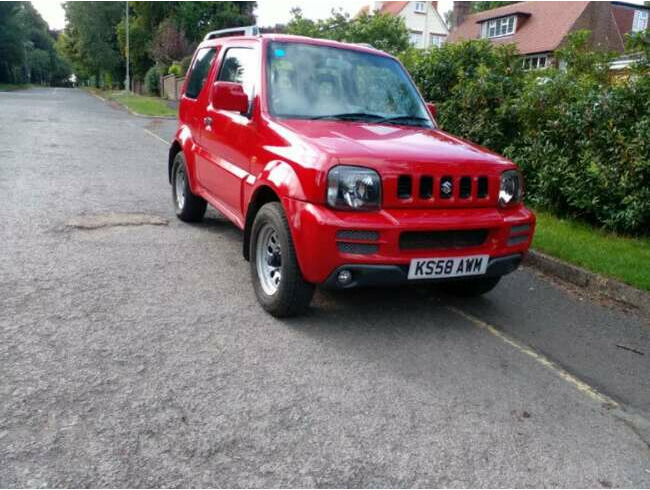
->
[[441, 178, 453, 197]]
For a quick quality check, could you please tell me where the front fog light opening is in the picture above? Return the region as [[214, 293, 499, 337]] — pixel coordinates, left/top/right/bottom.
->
[[337, 269, 353, 285]]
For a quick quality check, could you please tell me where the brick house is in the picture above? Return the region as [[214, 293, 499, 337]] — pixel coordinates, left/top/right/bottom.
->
[[447, 1, 646, 69], [359, 1, 449, 49], [611, 1, 650, 35]]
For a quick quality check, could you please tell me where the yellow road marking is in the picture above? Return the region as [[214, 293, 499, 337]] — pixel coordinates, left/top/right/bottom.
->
[[448, 306, 619, 408]]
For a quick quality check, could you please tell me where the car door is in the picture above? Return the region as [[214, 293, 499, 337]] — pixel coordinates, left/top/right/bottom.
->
[[197, 43, 258, 224], [179, 46, 219, 151]]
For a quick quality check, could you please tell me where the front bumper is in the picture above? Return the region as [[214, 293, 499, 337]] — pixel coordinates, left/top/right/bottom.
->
[[282, 198, 536, 285], [322, 254, 522, 289]]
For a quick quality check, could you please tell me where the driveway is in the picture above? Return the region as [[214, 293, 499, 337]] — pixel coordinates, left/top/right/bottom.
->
[[1, 88, 649, 487]]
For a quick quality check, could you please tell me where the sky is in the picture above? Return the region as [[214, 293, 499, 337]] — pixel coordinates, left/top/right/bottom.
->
[[31, 0, 455, 31]]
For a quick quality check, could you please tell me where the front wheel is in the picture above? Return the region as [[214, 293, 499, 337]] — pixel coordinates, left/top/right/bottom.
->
[[441, 276, 501, 297], [250, 202, 314, 317]]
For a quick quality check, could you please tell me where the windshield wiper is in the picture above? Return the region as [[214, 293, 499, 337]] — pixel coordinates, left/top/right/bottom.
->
[[308, 112, 384, 121], [375, 115, 431, 126]]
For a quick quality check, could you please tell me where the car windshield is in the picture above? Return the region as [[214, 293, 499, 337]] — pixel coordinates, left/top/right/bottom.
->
[[266, 41, 433, 128]]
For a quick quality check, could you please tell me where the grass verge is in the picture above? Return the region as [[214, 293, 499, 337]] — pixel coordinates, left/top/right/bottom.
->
[[87, 88, 177, 117], [109, 92, 177, 117], [533, 211, 650, 291], [0, 83, 30, 91]]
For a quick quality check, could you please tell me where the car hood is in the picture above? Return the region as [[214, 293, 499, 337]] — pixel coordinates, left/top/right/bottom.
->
[[274, 119, 514, 173]]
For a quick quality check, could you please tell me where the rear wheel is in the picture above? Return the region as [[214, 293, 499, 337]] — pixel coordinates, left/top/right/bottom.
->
[[172, 152, 206, 222], [250, 202, 314, 317], [441, 276, 501, 297]]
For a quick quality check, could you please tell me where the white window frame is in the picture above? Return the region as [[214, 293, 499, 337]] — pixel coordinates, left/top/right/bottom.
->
[[429, 34, 445, 48], [481, 15, 517, 39], [409, 31, 423, 46], [523, 53, 550, 70], [632, 9, 648, 32], [414, 1, 426, 13]]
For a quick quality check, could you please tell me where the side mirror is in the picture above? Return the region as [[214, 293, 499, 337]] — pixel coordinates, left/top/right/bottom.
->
[[426, 102, 437, 119], [210, 81, 249, 114]]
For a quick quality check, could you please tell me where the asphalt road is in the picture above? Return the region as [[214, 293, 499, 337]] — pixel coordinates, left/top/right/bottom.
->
[[1, 88, 649, 487]]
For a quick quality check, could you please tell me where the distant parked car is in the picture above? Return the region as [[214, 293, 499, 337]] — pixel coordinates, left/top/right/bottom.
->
[[168, 27, 536, 317]]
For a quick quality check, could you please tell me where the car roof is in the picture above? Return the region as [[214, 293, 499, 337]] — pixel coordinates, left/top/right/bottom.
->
[[196, 34, 395, 60]]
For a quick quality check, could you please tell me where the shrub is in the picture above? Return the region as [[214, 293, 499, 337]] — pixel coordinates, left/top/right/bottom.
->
[[180, 55, 193, 76], [168, 63, 183, 76], [144, 66, 160, 96]]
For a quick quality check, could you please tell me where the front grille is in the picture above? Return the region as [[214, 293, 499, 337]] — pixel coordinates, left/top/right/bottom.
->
[[337, 242, 379, 255], [459, 177, 472, 199], [400, 229, 489, 250], [478, 177, 489, 198], [397, 175, 412, 199], [420, 176, 433, 199], [393, 174, 491, 202]]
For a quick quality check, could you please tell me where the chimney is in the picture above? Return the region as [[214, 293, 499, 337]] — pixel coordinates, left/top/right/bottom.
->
[[431, 1, 438, 13], [452, 1, 471, 29]]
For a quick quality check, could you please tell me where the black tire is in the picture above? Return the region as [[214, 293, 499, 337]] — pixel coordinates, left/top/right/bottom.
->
[[250, 202, 314, 317], [441, 276, 501, 297], [171, 152, 206, 222]]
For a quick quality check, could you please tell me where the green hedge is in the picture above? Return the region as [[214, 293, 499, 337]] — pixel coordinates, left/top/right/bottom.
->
[[405, 30, 650, 235]]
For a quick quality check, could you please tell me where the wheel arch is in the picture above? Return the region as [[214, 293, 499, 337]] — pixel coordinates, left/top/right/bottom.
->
[[168, 140, 183, 184], [243, 185, 282, 261]]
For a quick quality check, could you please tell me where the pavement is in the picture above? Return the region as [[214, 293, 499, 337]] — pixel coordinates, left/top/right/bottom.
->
[[0, 87, 649, 488]]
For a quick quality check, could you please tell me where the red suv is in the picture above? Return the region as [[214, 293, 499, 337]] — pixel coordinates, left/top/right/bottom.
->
[[169, 28, 535, 317]]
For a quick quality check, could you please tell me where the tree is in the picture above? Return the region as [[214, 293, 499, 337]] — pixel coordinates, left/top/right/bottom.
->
[[286, 8, 410, 55], [148, 18, 191, 67], [60, 1, 124, 87], [471, 2, 518, 13], [0, 2, 70, 85], [172, 1, 256, 43]]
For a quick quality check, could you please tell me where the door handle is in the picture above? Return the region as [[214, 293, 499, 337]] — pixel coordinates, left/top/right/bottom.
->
[[203, 116, 213, 127]]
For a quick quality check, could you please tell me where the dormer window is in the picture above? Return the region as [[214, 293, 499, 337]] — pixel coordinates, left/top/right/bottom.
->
[[481, 15, 517, 38], [414, 2, 426, 13], [632, 9, 648, 32]]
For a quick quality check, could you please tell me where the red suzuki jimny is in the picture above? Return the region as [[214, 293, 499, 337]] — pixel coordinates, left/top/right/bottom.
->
[[168, 27, 536, 317]]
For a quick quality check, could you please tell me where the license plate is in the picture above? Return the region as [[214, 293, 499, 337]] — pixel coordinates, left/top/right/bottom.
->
[[407, 255, 489, 280]]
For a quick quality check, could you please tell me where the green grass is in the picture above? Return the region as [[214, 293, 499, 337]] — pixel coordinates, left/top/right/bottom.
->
[[108, 92, 177, 117], [0, 83, 30, 91], [533, 212, 650, 291]]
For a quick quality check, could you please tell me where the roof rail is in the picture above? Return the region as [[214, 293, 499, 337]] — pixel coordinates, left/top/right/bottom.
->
[[203, 25, 259, 41]]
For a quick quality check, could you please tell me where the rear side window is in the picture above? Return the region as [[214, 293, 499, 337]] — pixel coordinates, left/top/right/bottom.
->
[[185, 47, 216, 99], [217, 47, 257, 99]]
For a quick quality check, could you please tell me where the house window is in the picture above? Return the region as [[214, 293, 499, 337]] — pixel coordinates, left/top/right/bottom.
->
[[409, 31, 423, 46], [632, 9, 648, 32], [430, 34, 445, 48], [481, 15, 516, 38], [414, 2, 426, 13], [523, 54, 549, 70]]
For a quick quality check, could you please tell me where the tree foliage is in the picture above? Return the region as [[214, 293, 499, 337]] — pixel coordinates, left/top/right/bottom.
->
[[0, 2, 70, 85], [61, 1, 256, 86], [286, 8, 410, 55], [471, 2, 518, 13], [60, 1, 125, 87]]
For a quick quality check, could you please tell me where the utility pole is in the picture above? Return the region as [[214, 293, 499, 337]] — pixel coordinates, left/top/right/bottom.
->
[[125, 1, 130, 92]]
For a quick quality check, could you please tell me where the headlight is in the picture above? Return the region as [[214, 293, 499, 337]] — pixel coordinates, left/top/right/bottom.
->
[[327, 165, 381, 211], [499, 170, 523, 207]]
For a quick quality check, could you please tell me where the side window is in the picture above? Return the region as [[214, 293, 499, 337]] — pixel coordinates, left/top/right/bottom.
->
[[217, 47, 257, 99], [185, 47, 216, 99]]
